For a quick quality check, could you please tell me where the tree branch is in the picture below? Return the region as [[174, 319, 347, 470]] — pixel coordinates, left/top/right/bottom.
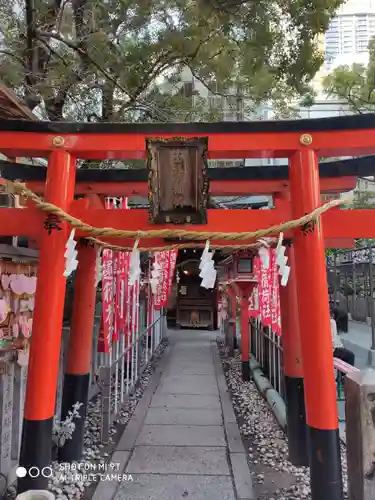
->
[[36, 30, 130, 98], [0, 50, 28, 69]]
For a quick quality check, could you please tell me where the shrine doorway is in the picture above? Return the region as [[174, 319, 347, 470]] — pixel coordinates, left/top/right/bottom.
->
[[175, 249, 218, 330]]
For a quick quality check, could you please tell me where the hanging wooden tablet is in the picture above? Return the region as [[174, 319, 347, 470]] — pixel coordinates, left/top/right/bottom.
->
[[146, 137, 209, 224]]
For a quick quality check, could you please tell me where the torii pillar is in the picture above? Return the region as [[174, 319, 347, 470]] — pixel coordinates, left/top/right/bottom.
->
[[18, 150, 76, 493], [279, 243, 308, 466], [231, 281, 255, 381], [227, 287, 238, 351], [58, 240, 97, 462], [289, 148, 343, 500]]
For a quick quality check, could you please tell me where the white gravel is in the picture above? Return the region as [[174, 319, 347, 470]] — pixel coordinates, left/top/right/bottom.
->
[[218, 341, 348, 500]]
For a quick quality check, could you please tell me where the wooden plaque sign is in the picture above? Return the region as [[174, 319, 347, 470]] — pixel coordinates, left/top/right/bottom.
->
[[146, 137, 209, 224]]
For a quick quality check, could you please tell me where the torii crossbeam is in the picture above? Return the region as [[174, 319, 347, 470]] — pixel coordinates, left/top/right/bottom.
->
[[2, 115, 375, 500]]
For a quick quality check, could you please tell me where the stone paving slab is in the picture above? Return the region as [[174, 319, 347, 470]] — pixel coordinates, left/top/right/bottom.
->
[[160, 373, 217, 383], [165, 367, 216, 376], [156, 375, 219, 395], [168, 357, 213, 365], [172, 344, 213, 350], [144, 407, 222, 425], [115, 474, 236, 500], [170, 354, 213, 361], [135, 424, 226, 446], [165, 363, 215, 375], [149, 393, 221, 409], [125, 445, 231, 475]]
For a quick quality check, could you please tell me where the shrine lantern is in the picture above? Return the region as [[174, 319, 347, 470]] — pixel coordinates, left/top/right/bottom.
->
[[229, 252, 256, 382], [233, 252, 253, 280], [229, 251, 256, 290]]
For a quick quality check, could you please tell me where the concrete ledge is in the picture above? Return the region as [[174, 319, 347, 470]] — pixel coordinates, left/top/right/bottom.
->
[[225, 422, 246, 453], [265, 389, 287, 431], [211, 343, 255, 499], [230, 452, 255, 500], [250, 354, 287, 431], [249, 357, 260, 372], [211, 343, 238, 425], [91, 451, 130, 500], [250, 355, 349, 446]]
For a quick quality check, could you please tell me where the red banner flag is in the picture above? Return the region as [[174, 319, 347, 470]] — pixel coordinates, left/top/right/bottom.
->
[[155, 250, 178, 308], [112, 251, 119, 342], [167, 250, 178, 299], [120, 197, 132, 340], [98, 197, 116, 351], [128, 282, 134, 339], [99, 247, 114, 353], [123, 253, 130, 337], [153, 252, 164, 310], [258, 249, 272, 326], [271, 249, 282, 335], [134, 278, 140, 335], [160, 252, 171, 307], [248, 257, 259, 318], [248, 287, 259, 318], [116, 251, 126, 332]]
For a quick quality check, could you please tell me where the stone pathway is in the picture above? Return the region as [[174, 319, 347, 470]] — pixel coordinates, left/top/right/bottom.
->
[[111, 329, 254, 500]]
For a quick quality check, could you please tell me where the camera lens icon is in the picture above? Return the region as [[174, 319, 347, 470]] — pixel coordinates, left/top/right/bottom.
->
[[16, 466, 53, 478], [15, 467, 27, 478]]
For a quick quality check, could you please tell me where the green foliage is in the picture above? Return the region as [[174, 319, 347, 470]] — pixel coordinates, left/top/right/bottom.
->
[[0, 0, 344, 122], [323, 46, 375, 247], [352, 189, 375, 247], [323, 37, 375, 112], [325, 187, 375, 254], [352, 189, 375, 209]]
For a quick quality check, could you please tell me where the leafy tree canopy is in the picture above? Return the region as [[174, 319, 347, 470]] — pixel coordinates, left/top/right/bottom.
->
[[323, 37, 375, 113], [0, 0, 344, 122]]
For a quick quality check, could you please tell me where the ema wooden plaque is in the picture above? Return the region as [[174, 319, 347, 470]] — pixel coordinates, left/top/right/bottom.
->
[[146, 137, 209, 224]]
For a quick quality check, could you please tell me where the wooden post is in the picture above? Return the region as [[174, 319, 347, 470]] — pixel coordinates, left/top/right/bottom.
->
[[11, 362, 27, 461], [58, 241, 97, 462], [240, 296, 250, 381], [279, 244, 308, 466], [233, 282, 254, 382], [289, 149, 343, 500], [0, 358, 14, 475], [18, 151, 76, 493], [345, 368, 375, 500], [228, 289, 238, 350]]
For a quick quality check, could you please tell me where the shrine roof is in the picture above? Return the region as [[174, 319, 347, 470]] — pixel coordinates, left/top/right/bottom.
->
[[0, 155, 373, 182], [0, 113, 374, 134], [0, 83, 37, 121]]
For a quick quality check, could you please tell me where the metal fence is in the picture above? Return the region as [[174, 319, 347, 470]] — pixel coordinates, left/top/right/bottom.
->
[[327, 245, 375, 325], [249, 319, 284, 397], [220, 314, 284, 397], [248, 319, 347, 429], [97, 309, 165, 443], [0, 297, 165, 484]]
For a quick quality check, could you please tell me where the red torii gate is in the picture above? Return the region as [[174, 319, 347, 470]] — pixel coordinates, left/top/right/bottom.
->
[[1, 116, 375, 500]]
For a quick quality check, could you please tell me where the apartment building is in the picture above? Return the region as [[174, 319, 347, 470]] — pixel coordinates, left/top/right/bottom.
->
[[324, 0, 375, 72]]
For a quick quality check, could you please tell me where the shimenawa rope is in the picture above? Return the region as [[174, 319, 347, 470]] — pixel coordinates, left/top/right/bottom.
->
[[8, 180, 353, 251]]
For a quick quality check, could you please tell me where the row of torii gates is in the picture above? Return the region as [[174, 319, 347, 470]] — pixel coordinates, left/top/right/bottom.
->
[[1, 116, 375, 500]]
